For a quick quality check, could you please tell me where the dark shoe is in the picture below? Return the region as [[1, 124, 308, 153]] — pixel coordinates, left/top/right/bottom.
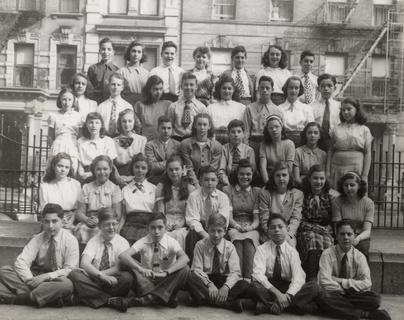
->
[[230, 299, 244, 313], [255, 301, 269, 315], [269, 303, 281, 315], [0, 296, 14, 304], [127, 294, 154, 307], [166, 295, 178, 308], [107, 297, 128, 313], [368, 309, 391, 320]]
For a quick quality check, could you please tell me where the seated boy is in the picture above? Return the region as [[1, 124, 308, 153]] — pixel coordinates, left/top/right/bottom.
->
[[250, 213, 319, 315], [187, 213, 249, 312], [97, 72, 141, 137], [119, 212, 189, 308], [145, 115, 180, 184], [68, 208, 133, 312], [317, 220, 391, 320], [185, 166, 231, 260], [218, 119, 255, 186], [0, 203, 79, 307], [167, 72, 206, 141]]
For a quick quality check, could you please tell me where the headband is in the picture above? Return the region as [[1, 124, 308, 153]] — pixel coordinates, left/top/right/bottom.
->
[[266, 114, 283, 126], [345, 171, 361, 181]]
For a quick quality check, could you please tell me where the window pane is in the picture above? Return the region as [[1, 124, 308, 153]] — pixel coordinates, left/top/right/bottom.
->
[[109, 0, 127, 14], [14, 44, 34, 87], [19, 0, 36, 10], [15, 44, 34, 65], [112, 47, 126, 68], [212, 0, 235, 19], [60, 0, 80, 13], [57, 45, 77, 88], [211, 49, 231, 75], [271, 0, 293, 21], [325, 55, 345, 75], [372, 56, 389, 77], [373, 0, 393, 4], [143, 47, 158, 71], [139, 0, 158, 15]]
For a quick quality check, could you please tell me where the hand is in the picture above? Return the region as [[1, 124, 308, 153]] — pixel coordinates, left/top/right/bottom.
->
[[28, 274, 50, 289], [361, 175, 368, 184], [138, 267, 154, 278], [153, 271, 168, 279], [208, 283, 219, 303], [276, 293, 290, 310], [86, 216, 98, 228], [200, 230, 209, 239], [216, 285, 229, 304], [222, 176, 230, 186], [99, 274, 118, 287], [352, 236, 360, 246]]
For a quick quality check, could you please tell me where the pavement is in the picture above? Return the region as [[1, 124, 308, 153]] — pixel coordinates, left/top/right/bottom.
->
[[0, 294, 403, 320]]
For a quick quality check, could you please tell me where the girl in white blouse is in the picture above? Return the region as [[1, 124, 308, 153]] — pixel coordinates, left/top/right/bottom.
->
[[114, 108, 147, 179], [207, 74, 246, 144], [71, 73, 97, 120], [40, 152, 81, 232], [279, 76, 314, 146], [121, 153, 156, 244]]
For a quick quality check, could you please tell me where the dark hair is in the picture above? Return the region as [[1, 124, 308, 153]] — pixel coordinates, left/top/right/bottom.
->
[[98, 207, 118, 224], [282, 76, 304, 98], [234, 158, 254, 186], [237, 158, 254, 173], [231, 45, 247, 59], [56, 87, 75, 109], [43, 152, 74, 182], [207, 213, 227, 229], [90, 155, 113, 177], [300, 50, 315, 61], [199, 165, 217, 178], [267, 213, 287, 228], [181, 72, 197, 85], [261, 45, 288, 69], [99, 37, 113, 48], [108, 72, 124, 84], [337, 171, 367, 198], [265, 161, 294, 192], [161, 41, 177, 54], [161, 155, 190, 203], [82, 112, 107, 139], [142, 75, 163, 105], [336, 219, 356, 233], [317, 73, 337, 87], [124, 41, 147, 63], [117, 108, 136, 134], [263, 115, 287, 145], [300, 122, 325, 148], [227, 119, 244, 132], [42, 203, 64, 219], [191, 113, 214, 138], [340, 97, 367, 125], [157, 115, 173, 127], [149, 211, 167, 224], [301, 164, 330, 196], [70, 72, 91, 102], [213, 74, 240, 101], [258, 75, 274, 88], [130, 153, 151, 176], [193, 46, 211, 59]]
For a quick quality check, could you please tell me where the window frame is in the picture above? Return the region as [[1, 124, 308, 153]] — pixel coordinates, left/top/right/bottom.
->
[[212, 0, 236, 20], [56, 44, 77, 89], [269, 0, 293, 22], [59, 0, 80, 13], [14, 43, 35, 88], [139, 0, 159, 16], [108, 0, 128, 15]]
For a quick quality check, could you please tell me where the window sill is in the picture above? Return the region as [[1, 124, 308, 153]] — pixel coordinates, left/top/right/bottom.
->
[[102, 14, 162, 20], [50, 12, 83, 19]]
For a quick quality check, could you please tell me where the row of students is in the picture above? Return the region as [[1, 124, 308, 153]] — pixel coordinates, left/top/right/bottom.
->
[[39, 147, 375, 283], [0, 203, 390, 320]]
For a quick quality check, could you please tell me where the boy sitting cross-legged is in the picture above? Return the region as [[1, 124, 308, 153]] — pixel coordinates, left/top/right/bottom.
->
[[119, 212, 190, 308], [187, 213, 249, 312], [68, 208, 133, 312]]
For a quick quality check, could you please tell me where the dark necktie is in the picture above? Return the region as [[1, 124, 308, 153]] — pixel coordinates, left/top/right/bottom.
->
[[181, 101, 192, 128], [99, 241, 110, 271], [133, 182, 144, 193], [322, 99, 331, 135], [235, 70, 245, 97], [211, 247, 221, 275], [152, 242, 160, 272], [118, 136, 134, 148], [232, 146, 241, 171], [303, 74, 314, 104], [272, 245, 282, 281], [339, 253, 348, 279], [205, 194, 214, 218], [45, 236, 57, 272], [109, 100, 117, 135]]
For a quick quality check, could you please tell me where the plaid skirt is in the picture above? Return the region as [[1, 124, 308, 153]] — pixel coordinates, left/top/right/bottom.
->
[[297, 221, 334, 262], [121, 212, 151, 245]]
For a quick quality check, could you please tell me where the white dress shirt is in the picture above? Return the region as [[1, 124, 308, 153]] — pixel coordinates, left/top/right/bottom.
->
[[279, 99, 314, 132], [207, 100, 246, 129], [149, 64, 185, 95], [311, 97, 341, 135], [122, 179, 156, 213], [97, 96, 133, 135]]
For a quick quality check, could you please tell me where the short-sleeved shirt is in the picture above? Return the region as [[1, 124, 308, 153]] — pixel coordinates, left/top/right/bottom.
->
[[39, 178, 81, 211], [243, 102, 283, 139], [97, 97, 135, 136], [149, 64, 184, 95], [79, 180, 123, 211], [118, 65, 149, 94], [331, 123, 373, 152], [76, 96, 98, 121], [135, 100, 171, 141], [259, 139, 295, 170], [83, 232, 130, 270], [78, 136, 117, 167], [255, 67, 291, 93], [279, 100, 315, 132], [114, 132, 147, 166], [293, 145, 327, 177], [131, 233, 182, 270], [207, 100, 246, 129], [122, 179, 156, 213], [48, 110, 83, 139]]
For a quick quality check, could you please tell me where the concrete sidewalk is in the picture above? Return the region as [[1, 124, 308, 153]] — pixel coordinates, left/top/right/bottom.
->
[[0, 294, 403, 320]]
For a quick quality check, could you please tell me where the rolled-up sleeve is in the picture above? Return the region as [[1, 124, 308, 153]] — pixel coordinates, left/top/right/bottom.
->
[[186, 192, 204, 233], [191, 242, 211, 286], [287, 249, 306, 295], [14, 238, 40, 282], [252, 245, 273, 290], [224, 246, 242, 289], [318, 249, 343, 292]]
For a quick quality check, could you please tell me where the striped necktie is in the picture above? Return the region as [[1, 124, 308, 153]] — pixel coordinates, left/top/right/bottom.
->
[[99, 241, 110, 271]]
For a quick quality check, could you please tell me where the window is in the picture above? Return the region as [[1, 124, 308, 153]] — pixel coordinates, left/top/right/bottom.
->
[[325, 54, 346, 76], [270, 0, 293, 22], [139, 0, 158, 16], [14, 44, 34, 87], [109, 0, 127, 14], [59, 0, 80, 13], [372, 55, 389, 96], [112, 46, 126, 69], [327, 0, 350, 23], [57, 45, 77, 88], [373, 0, 393, 26], [18, 0, 36, 11], [211, 49, 231, 75], [212, 0, 236, 20]]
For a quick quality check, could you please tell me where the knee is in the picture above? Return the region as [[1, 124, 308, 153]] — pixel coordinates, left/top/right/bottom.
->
[[119, 271, 134, 285], [68, 269, 85, 283], [0, 265, 13, 279], [367, 292, 381, 308]]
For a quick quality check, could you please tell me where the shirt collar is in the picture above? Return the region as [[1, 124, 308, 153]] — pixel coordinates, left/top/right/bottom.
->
[[144, 233, 169, 249], [191, 137, 211, 147], [127, 64, 141, 73], [207, 237, 225, 254], [235, 184, 251, 192], [110, 96, 123, 104], [336, 244, 353, 257], [202, 188, 218, 200], [270, 239, 287, 252], [44, 228, 63, 242]]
